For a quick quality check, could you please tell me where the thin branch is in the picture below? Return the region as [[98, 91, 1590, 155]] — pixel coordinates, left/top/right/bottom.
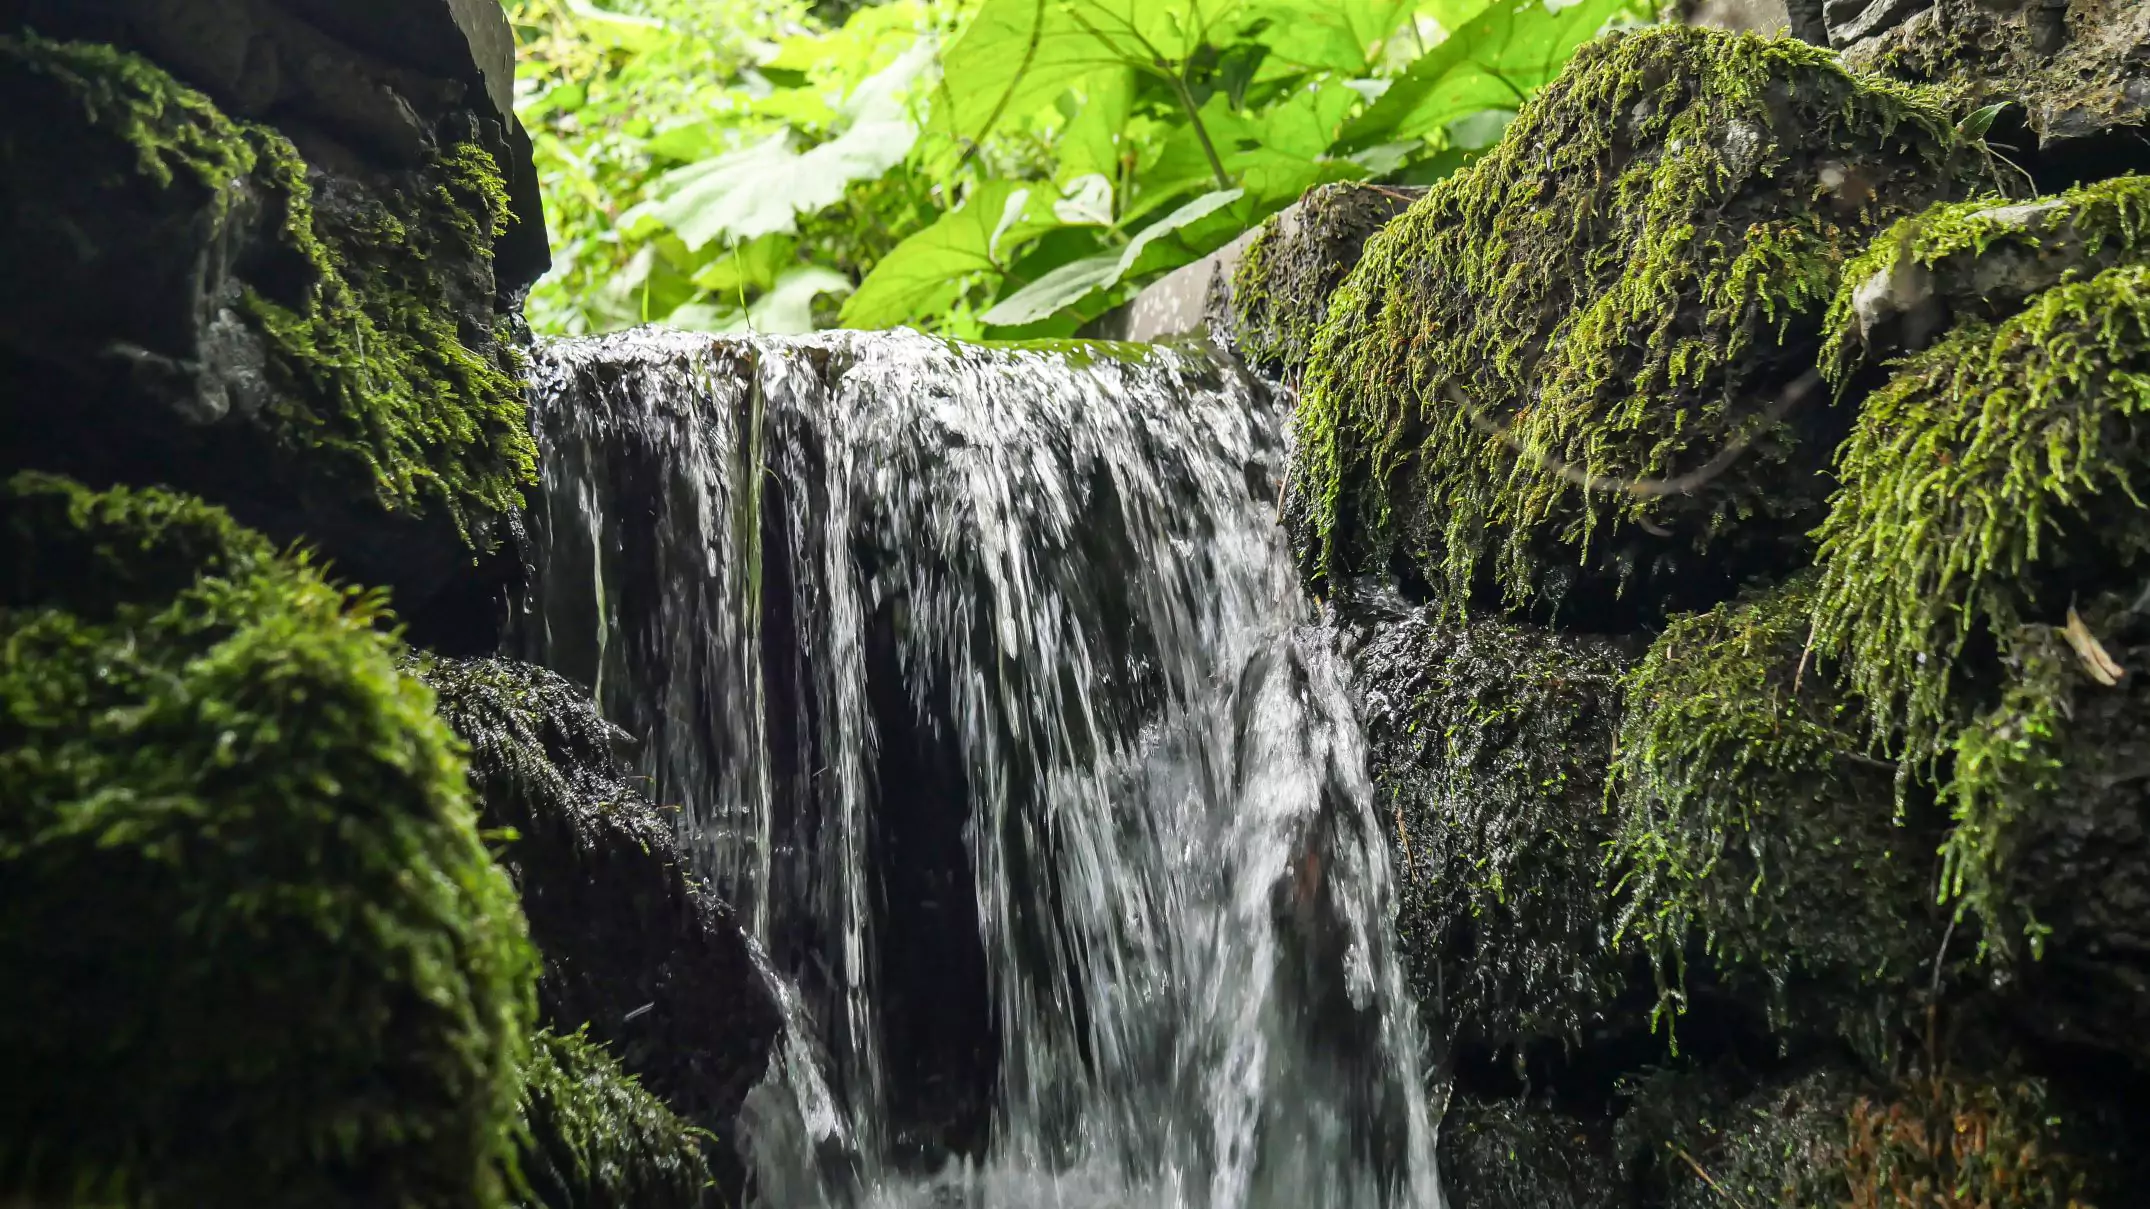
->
[[1673, 1147, 1751, 1209]]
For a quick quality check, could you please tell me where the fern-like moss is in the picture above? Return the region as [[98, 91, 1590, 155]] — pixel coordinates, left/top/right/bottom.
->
[[516, 1030, 715, 1209], [1608, 575, 1945, 1039], [0, 473, 536, 1208], [1291, 26, 1982, 616]]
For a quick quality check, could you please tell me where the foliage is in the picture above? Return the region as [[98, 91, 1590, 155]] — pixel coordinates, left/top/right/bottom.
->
[[1810, 263, 2150, 942], [0, 474, 537, 1208], [516, 1030, 716, 1209], [1607, 574, 1946, 1039], [0, 34, 536, 543], [1844, 1072, 2093, 1209], [1619, 1067, 1863, 1209], [508, 0, 1648, 337], [1230, 180, 1420, 379], [1351, 605, 1633, 1050], [1288, 26, 1982, 613]]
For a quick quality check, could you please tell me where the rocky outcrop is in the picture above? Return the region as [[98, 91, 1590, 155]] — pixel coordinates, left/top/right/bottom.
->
[[0, 2, 546, 650], [0, 474, 535, 1208], [1273, 23, 2150, 1207], [1228, 182, 1425, 381], [423, 657, 784, 1200], [1291, 27, 1989, 627]]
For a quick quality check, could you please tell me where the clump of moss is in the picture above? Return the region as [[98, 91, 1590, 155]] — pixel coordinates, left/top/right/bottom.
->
[[1811, 263, 2150, 941], [0, 473, 536, 1207], [1608, 574, 1947, 1038], [1291, 26, 1983, 616], [1825, 176, 2150, 382], [1, 34, 534, 542], [1619, 1067, 1862, 1209], [1439, 1100, 1623, 1209], [1230, 182, 1420, 381], [516, 1030, 715, 1209], [1350, 606, 1633, 1050]]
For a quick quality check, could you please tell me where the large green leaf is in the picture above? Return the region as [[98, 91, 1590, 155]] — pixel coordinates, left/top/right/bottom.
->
[[1337, 0, 1628, 151], [1253, 0, 1418, 72], [932, 0, 1124, 148], [979, 186, 1244, 325], [843, 180, 1043, 327]]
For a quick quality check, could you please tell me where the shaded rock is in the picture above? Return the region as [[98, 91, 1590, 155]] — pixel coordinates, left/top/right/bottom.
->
[[1228, 181, 1424, 381], [422, 656, 783, 1199], [1839, 0, 2150, 180], [1439, 1101, 1625, 1209], [1290, 27, 1988, 626], [1345, 604, 1643, 1065], [0, 473, 536, 1209], [515, 1029, 717, 1209], [0, 27, 540, 651]]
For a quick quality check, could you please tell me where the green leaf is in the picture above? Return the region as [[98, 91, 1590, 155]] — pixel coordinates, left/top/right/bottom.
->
[[563, 0, 671, 54], [1956, 101, 2008, 140], [843, 180, 1038, 328], [1338, 0, 1628, 151], [980, 186, 1244, 325], [932, 0, 1127, 150], [1254, 0, 1419, 72], [749, 266, 857, 334]]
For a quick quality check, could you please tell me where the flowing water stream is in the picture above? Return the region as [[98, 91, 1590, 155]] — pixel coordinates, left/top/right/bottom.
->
[[521, 328, 1442, 1208]]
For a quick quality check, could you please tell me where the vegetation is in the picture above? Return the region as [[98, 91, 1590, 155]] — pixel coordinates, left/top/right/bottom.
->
[[516, 1030, 716, 1209], [1811, 262, 2150, 947], [0, 474, 536, 1208], [0, 34, 536, 542], [506, 0, 1649, 338], [1607, 575, 1946, 1041], [1288, 26, 1983, 612]]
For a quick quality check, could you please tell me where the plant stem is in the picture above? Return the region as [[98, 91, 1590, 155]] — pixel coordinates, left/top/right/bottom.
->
[[1170, 72, 1233, 190]]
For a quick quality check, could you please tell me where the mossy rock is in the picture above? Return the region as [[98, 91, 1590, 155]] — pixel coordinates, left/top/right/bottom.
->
[[1438, 1100, 1626, 1209], [1228, 181, 1423, 382], [1291, 25, 1985, 623], [515, 1029, 716, 1209], [0, 34, 535, 630], [0, 473, 535, 1207], [1839, 0, 2150, 168], [1812, 262, 2150, 943], [423, 657, 782, 1198], [1349, 605, 1636, 1053], [1826, 175, 2150, 381], [1608, 574, 1950, 1046]]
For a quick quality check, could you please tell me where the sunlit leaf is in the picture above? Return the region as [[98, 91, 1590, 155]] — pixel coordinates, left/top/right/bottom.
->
[[979, 252, 1125, 325], [1053, 173, 1116, 225], [843, 179, 1035, 328], [1254, 0, 1418, 72], [563, 0, 671, 54], [750, 266, 857, 333]]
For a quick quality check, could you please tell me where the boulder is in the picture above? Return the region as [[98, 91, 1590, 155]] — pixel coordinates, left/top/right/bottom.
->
[[1228, 181, 1424, 382], [0, 473, 535, 1209], [423, 657, 784, 1198], [1289, 27, 1988, 626]]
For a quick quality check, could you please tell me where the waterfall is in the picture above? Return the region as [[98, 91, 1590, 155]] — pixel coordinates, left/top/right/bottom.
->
[[521, 328, 1443, 1208]]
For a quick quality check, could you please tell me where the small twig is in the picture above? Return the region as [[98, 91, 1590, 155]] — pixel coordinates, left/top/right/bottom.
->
[[1443, 368, 1822, 507], [1673, 1146, 1751, 1209]]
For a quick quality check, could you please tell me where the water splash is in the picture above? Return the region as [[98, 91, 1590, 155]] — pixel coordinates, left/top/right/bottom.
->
[[523, 328, 1442, 1208]]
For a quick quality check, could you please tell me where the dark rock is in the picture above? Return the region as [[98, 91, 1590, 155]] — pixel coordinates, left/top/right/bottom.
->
[[1439, 1100, 1626, 1209], [1840, 0, 2150, 183], [422, 656, 784, 1202], [0, 32, 539, 651]]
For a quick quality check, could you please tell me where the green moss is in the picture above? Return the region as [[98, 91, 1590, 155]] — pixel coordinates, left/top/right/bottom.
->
[[515, 1030, 715, 1209], [1353, 609, 1632, 1049], [1811, 263, 2150, 940], [1608, 575, 1945, 1039], [1291, 26, 1982, 610], [1824, 175, 2150, 383], [1619, 1068, 1861, 1209], [0, 473, 536, 1207], [1439, 1100, 1622, 1209], [2, 34, 536, 543], [1230, 182, 1417, 381]]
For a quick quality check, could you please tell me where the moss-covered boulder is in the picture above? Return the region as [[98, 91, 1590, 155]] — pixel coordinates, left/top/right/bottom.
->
[[0, 473, 535, 1208], [1291, 26, 1985, 623], [423, 657, 783, 1195], [1837, 0, 2150, 171], [1229, 182, 1424, 382], [1608, 575, 1951, 1045], [515, 1030, 717, 1209], [0, 31, 536, 644], [1350, 605, 1637, 1055], [1825, 176, 2150, 379], [1438, 1100, 1625, 1209]]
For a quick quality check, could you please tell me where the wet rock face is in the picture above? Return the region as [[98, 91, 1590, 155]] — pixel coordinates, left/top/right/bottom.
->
[[0, 3, 546, 651], [423, 657, 784, 1199]]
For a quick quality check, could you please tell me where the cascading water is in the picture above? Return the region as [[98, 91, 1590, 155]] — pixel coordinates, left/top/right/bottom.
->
[[520, 328, 1443, 1208]]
